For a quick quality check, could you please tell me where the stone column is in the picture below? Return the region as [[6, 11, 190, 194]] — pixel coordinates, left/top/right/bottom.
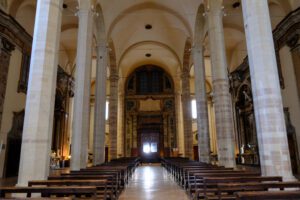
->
[[207, 0, 236, 168], [71, 0, 93, 170], [208, 100, 218, 155], [118, 93, 125, 156], [132, 114, 137, 149], [93, 44, 107, 165], [192, 45, 211, 163], [109, 73, 119, 160], [168, 116, 172, 148], [163, 113, 168, 148], [0, 37, 15, 131], [242, 0, 294, 180], [17, 0, 62, 186], [181, 71, 193, 159], [175, 91, 184, 155]]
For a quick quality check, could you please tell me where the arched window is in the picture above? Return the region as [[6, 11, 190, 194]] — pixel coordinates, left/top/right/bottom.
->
[[105, 101, 109, 120], [191, 99, 197, 119], [126, 65, 173, 95]]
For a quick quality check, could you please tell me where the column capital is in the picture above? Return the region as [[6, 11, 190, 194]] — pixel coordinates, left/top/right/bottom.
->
[[96, 43, 108, 52], [110, 74, 119, 82], [76, 0, 98, 19], [205, 0, 225, 18]]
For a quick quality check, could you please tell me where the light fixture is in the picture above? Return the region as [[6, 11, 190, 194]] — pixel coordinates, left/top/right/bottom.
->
[[232, 1, 241, 8], [145, 24, 152, 30]]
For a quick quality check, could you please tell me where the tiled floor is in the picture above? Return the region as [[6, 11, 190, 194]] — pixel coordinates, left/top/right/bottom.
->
[[119, 164, 190, 200]]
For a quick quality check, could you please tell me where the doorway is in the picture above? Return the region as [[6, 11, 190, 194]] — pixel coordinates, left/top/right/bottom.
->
[[4, 110, 24, 178], [139, 132, 160, 163]]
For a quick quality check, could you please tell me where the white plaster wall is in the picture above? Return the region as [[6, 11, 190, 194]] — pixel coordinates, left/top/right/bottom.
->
[[280, 46, 300, 158], [58, 46, 71, 72], [0, 49, 26, 177], [117, 94, 124, 157], [15, 4, 35, 36], [229, 42, 247, 72], [269, 3, 286, 30]]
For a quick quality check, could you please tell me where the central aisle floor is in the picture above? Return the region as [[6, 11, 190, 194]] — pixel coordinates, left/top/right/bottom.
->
[[119, 164, 190, 200]]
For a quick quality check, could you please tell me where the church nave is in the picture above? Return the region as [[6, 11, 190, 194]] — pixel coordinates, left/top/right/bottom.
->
[[119, 165, 189, 200]]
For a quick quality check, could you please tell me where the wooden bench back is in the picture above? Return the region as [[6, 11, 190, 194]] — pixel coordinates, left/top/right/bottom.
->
[[0, 186, 97, 199], [203, 176, 282, 184], [236, 191, 300, 200]]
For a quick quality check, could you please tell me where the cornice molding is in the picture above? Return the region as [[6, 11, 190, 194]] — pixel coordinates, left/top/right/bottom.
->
[[0, 9, 32, 53]]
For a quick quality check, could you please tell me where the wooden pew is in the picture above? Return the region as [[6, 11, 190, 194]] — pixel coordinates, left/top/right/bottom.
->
[[69, 170, 123, 187], [184, 169, 246, 189], [28, 179, 108, 200], [216, 181, 300, 200], [193, 176, 282, 199], [1, 198, 72, 200], [61, 171, 121, 196], [181, 168, 233, 187], [162, 158, 300, 200], [0, 186, 97, 199], [0, 157, 140, 200], [80, 166, 128, 184], [235, 190, 300, 200], [48, 175, 118, 199], [188, 172, 261, 195]]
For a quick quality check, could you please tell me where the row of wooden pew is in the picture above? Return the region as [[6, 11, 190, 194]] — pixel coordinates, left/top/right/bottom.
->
[[0, 157, 140, 199], [161, 157, 300, 200]]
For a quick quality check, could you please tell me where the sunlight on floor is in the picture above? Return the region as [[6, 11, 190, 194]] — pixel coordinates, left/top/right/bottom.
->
[[119, 165, 189, 200]]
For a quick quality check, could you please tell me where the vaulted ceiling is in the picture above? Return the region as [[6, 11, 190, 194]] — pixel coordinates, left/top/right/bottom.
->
[[6, 0, 299, 81]]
